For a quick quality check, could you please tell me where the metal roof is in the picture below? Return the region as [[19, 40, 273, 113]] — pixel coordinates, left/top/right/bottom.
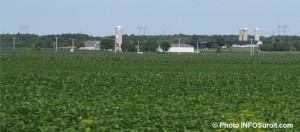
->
[[233, 41, 263, 45], [171, 44, 194, 48], [84, 41, 99, 47]]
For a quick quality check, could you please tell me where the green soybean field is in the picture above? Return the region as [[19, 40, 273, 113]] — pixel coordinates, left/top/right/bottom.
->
[[1, 51, 300, 131]]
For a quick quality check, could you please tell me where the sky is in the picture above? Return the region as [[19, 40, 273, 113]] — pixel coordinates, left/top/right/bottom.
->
[[1, 0, 299, 36]]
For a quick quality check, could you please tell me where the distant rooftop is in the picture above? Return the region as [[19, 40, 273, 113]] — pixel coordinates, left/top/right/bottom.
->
[[84, 41, 99, 47], [171, 44, 193, 47], [233, 40, 263, 45]]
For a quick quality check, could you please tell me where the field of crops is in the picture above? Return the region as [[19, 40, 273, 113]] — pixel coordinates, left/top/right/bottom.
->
[[1, 50, 300, 131]]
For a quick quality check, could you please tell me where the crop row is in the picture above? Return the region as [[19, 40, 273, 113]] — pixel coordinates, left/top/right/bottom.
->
[[1, 51, 300, 131]]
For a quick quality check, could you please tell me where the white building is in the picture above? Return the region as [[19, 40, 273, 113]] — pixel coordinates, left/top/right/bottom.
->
[[168, 44, 194, 53], [79, 41, 100, 50], [232, 41, 263, 48]]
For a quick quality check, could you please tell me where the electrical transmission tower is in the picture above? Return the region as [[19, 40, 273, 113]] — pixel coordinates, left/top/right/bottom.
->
[[282, 25, 289, 42], [137, 26, 147, 36], [19, 25, 28, 34], [276, 24, 289, 43]]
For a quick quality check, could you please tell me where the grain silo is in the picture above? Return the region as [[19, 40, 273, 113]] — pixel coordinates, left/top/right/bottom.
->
[[254, 28, 260, 41], [239, 28, 243, 41], [115, 26, 122, 52], [242, 28, 248, 41]]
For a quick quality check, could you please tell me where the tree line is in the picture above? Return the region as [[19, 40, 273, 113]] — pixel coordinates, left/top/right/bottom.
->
[[1, 33, 300, 51]]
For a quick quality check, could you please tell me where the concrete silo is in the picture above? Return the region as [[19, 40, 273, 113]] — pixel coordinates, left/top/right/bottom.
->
[[254, 28, 260, 41], [115, 26, 122, 52], [239, 28, 243, 41], [242, 28, 248, 41]]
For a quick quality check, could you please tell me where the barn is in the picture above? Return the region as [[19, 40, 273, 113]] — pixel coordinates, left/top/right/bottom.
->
[[168, 44, 194, 53], [79, 41, 100, 50]]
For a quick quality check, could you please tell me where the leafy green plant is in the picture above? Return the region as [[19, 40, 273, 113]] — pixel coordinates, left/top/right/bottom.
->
[[0, 51, 299, 131]]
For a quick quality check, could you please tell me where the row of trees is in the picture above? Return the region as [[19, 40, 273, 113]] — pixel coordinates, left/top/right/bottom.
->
[[261, 42, 300, 51], [0, 33, 94, 50], [1, 33, 300, 51], [259, 36, 300, 51]]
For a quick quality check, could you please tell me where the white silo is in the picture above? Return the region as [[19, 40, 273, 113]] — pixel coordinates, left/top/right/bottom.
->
[[239, 28, 243, 41], [115, 26, 122, 52], [242, 28, 248, 41], [254, 28, 260, 41]]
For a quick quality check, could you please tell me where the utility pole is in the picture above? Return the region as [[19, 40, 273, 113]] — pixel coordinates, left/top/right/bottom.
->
[[197, 42, 199, 54], [13, 37, 16, 51], [252, 40, 255, 55], [137, 26, 146, 53], [137, 41, 140, 52], [250, 39, 253, 56], [71, 39, 75, 52], [114, 39, 116, 53], [55, 37, 58, 51], [72, 39, 75, 49], [99, 41, 101, 50], [179, 38, 181, 54]]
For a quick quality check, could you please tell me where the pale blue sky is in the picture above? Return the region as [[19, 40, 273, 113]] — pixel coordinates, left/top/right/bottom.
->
[[1, 0, 299, 36]]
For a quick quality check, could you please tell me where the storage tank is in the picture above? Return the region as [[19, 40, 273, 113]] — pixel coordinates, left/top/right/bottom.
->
[[242, 28, 248, 41], [239, 28, 243, 41], [115, 26, 122, 52], [254, 28, 260, 41]]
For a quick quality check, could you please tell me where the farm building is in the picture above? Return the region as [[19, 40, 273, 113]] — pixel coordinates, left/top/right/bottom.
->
[[168, 44, 194, 53], [232, 41, 263, 48], [233, 27, 263, 47], [79, 41, 100, 50]]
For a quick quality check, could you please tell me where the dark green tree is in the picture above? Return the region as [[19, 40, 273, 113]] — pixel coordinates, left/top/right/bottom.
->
[[143, 39, 157, 52], [101, 38, 114, 50], [122, 41, 137, 52], [30, 39, 42, 51], [160, 40, 171, 52], [215, 36, 226, 46], [190, 34, 199, 48]]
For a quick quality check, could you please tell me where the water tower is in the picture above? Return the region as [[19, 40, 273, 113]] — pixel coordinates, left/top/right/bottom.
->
[[115, 26, 122, 52]]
